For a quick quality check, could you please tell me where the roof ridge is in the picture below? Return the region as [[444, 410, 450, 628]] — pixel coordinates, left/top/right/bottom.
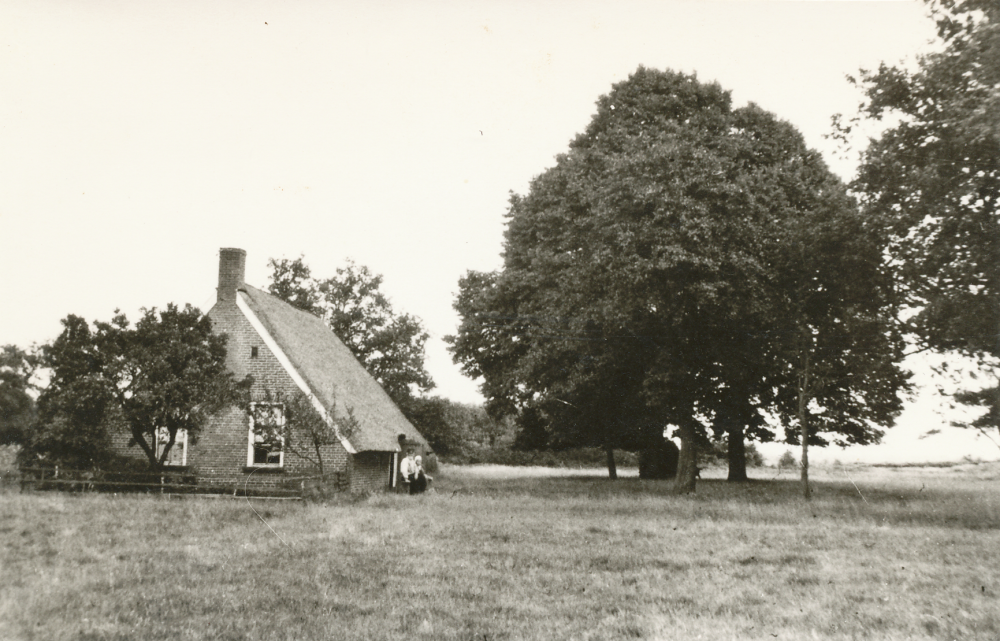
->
[[242, 283, 325, 321], [238, 284, 425, 452]]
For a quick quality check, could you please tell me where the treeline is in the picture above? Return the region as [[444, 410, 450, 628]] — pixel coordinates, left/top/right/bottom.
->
[[1, 335, 760, 474], [447, 0, 1000, 496], [4, 1, 996, 492]]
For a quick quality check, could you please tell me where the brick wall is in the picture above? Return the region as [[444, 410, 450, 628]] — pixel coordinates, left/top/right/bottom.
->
[[351, 451, 393, 493], [197, 296, 354, 493], [108, 429, 144, 465]]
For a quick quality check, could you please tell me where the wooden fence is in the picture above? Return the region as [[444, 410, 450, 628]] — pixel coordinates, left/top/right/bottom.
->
[[15, 467, 347, 500]]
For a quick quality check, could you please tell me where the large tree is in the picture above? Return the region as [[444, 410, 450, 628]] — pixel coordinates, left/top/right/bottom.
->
[[267, 256, 435, 419], [24, 305, 247, 469], [766, 183, 909, 498], [0, 345, 40, 446], [844, 0, 1000, 442], [450, 67, 908, 490]]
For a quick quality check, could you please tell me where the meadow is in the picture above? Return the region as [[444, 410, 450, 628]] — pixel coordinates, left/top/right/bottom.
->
[[1, 462, 999, 641]]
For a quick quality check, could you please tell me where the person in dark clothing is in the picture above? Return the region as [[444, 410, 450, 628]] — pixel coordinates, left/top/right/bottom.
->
[[413, 455, 430, 494]]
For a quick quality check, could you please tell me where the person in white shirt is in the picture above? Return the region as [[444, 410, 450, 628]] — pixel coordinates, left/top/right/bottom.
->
[[400, 451, 417, 494]]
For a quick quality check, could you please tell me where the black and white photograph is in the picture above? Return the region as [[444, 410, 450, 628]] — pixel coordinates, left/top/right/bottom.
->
[[1, 1, 998, 638]]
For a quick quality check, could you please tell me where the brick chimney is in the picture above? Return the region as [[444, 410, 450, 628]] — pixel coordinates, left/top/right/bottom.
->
[[217, 248, 246, 302]]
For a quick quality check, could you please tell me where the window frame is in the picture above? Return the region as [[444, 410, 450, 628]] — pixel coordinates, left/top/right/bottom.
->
[[155, 426, 188, 467], [247, 402, 285, 468]]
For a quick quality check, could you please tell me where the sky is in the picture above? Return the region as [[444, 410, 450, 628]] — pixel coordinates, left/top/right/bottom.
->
[[3, 0, 995, 464]]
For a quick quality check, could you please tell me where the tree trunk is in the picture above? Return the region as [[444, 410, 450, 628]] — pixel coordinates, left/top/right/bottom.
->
[[131, 424, 159, 469], [799, 355, 812, 500], [673, 421, 698, 493], [605, 445, 617, 480], [727, 423, 748, 482], [800, 416, 810, 500]]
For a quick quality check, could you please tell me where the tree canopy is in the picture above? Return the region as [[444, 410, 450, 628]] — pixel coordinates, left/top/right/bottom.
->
[[266, 256, 436, 429], [267, 256, 434, 404], [449, 67, 908, 490], [844, 0, 1000, 440], [0, 345, 40, 446], [22, 305, 247, 469]]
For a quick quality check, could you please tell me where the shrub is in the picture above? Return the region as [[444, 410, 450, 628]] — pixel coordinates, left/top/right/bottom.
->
[[422, 452, 439, 474], [0, 444, 20, 489], [446, 446, 639, 469], [639, 437, 679, 479], [745, 443, 766, 468], [703, 438, 766, 468], [778, 450, 798, 470]]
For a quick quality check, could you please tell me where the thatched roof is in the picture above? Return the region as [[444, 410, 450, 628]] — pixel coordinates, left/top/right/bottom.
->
[[239, 285, 425, 453]]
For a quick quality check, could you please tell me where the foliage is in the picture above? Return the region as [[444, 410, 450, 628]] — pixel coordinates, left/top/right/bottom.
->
[[763, 167, 909, 497], [0, 345, 41, 445], [421, 452, 439, 475], [745, 442, 765, 468], [402, 396, 514, 458], [638, 435, 679, 480], [954, 382, 1000, 437], [22, 306, 248, 469], [394, 396, 451, 454], [266, 255, 321, 316], [706, 438, 764, 468], [18, 411, 114, 470], [449, 400, 513, 448], [254, 389, 358, 475], [449, 67, 908, 491], [767, 205, 909, 447], [777, 450, 799, 470], [453, 446, 640, 469], [267, 256, 434, 408], [842, 0, 1000, 437]]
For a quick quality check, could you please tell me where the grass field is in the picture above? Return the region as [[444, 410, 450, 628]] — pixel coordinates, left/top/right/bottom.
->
[[1, 463, 999, 641]]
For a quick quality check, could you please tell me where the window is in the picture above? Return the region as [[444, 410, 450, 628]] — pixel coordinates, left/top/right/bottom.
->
[[250, 346, 259, 358], [248, 403, 285, 467], [155, 427, 187, 467]]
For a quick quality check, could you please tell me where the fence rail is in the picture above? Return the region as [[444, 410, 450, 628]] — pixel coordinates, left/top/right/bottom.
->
[[13, 466, 345, 499]]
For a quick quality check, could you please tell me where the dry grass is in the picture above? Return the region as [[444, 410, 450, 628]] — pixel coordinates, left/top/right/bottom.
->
[[2, 463, 999, 640]]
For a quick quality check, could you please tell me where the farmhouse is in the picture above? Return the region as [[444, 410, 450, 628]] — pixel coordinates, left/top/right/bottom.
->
[[113, 248, 428, 494]]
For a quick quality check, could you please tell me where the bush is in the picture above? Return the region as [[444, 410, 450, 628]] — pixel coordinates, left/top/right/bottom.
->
[[0, 444, 20, 489], [745, 443, 765, 468], [422, 452, 439, 475], [445, 446, 639, 469], [778, 450, 798, 470], [639, 437, 679, 479], [703, 438, 765, 468]]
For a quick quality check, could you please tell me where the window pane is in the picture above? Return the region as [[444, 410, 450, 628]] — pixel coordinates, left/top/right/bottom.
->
[[250, 403, 284, 466], [253, 444, 272, 465], [155, 427, 186, 466]]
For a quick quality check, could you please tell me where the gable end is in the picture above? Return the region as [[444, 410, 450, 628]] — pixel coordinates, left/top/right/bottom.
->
[[235, 290, 357, 454]]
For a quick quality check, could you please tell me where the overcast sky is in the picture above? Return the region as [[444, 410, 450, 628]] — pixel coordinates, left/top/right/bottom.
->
[[4, 1, 994, 462]]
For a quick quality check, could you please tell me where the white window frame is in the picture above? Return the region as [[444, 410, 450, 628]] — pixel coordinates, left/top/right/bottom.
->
[[155, 427, 187, 467], [248, 402, 285, 468]]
